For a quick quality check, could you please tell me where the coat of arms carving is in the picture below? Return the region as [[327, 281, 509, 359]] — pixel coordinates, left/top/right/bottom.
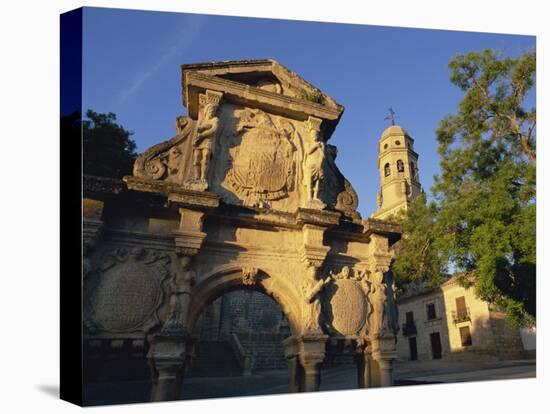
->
[[224, 109, 296, 206]]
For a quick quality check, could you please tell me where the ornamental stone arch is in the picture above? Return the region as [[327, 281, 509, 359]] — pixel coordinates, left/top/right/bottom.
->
[[188, 265, 302, 337]]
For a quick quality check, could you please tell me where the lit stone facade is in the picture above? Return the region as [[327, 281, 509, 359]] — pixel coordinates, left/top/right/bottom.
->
[[82, 59, 403, 402], [372, 125, 422, 220], [396, 277, 531, 362]]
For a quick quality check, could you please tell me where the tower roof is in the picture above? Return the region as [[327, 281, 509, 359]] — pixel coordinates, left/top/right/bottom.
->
[[380, 125, 412, 141]]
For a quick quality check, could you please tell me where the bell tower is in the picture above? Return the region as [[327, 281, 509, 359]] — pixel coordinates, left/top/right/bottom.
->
[[372, 125, 422, 220]]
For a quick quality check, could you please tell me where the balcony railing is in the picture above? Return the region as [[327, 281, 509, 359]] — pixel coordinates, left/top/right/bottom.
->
[[452, 307, 471, 324], [402, 322, 417, 336]]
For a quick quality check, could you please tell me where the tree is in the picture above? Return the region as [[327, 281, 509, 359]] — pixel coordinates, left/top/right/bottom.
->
[[391, 192, 446, 289], [82, 110, 138, 178], [391, 49, 535, 326], [433, 49, 536, 326]]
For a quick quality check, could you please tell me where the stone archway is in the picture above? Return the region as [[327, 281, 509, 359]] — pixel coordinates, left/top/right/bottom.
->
[[188, 265, 302, 337], [182, 266, 304, 398]]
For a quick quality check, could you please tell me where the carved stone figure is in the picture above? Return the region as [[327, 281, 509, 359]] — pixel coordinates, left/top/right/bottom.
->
[[161, 255, 195, 334], [301, 266, 330, 334], [192, 92, 222, 184], [369, 271, 398, 338], [304, 119, 327, 209]]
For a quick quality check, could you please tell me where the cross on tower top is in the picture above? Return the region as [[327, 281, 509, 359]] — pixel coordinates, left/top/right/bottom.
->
[[384, 107, 398, 126]]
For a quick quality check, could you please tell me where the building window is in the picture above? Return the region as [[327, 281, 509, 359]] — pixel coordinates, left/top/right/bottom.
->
[[395, 140, 401, 146], [459, 326, 473, 346], [384, 143, 388, 150], [410, 162, 416, 179], [426, 303, 437, 320], [384, 163, 390, 177], [406, 311, 414, 325], [452, 296, 471, 324], [402, 311, 417, 336], [397, 159, 404, 173]]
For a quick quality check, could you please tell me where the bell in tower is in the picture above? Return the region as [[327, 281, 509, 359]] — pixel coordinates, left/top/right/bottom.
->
[[372, 124, 422, 220]]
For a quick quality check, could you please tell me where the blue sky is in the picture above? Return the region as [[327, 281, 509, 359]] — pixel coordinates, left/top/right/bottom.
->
[[82, 7, 535, 217]]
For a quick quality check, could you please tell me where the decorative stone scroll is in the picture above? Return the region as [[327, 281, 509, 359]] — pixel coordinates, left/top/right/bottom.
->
[[133, 115, 194, 182], [84, 247, 171, 334]]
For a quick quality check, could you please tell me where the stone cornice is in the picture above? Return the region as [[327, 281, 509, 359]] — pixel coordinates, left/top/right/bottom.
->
[[362, 218, 402, 244], [184, 72, 343, 137], [123, 176, 220, 210]]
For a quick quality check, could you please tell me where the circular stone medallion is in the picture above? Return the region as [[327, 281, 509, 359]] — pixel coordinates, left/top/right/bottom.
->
[[92, 261, 163, 332], [327, 279, 367, 336]]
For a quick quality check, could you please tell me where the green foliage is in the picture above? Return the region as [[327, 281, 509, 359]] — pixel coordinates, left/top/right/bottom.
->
[[433, 49, 536, 326], [391, 193, 446, 289], [299, 89, 325, 105], [391, 49, 535, 326], [82, 110, 138, 178]]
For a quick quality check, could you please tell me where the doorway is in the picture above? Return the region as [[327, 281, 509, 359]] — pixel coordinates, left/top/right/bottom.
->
[[408, 337, 418, 361], [430, 332, 442, 359]]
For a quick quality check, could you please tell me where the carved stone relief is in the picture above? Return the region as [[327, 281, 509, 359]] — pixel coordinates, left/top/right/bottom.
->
[[324, 266, 369, 336], [300, 265, 330, 334], [84, 247, 171, 334], [189, 90, 223, 189], [242, 267, 259, 286], [368, 271, 399, 338], [133, 115, 194, 183], [223, 108, 297, 207]]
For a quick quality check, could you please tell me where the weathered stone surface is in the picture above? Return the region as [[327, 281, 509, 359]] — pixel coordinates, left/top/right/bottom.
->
[[84, 247, 171, 334], [326, 278, 367, 336], [83, 59, 402, 400], [130, 59, 358, 218]]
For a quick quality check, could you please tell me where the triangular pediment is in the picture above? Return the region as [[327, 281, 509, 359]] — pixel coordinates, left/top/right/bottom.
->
[[181, 59, 343, 126]]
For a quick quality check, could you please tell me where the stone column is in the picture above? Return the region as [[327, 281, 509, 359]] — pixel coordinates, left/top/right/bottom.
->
[[370, 356, 381, 387], [148, 193, 217, 402], [376, 358, 393, 387], [283, 334, 327, 393], [298, 334, 328, 392], [287, 355, 302, 393], [300, 355, 323, 392], [148, 333, 189, 401], [370, 336, 398, 388], [282, 336, 302, 393], [357, 345, 374, 388]]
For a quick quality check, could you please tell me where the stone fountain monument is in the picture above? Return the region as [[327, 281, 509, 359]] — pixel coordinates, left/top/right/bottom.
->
[[82, 59, 401, 401]]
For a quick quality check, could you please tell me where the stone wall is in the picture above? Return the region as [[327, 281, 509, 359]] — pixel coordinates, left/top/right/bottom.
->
[[396, 289, 451, 361], [396, 277, 530, 362], [193, 290, 289, 371]]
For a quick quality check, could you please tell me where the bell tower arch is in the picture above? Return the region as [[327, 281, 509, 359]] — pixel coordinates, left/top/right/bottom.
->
[[373, 125, 422, 219]]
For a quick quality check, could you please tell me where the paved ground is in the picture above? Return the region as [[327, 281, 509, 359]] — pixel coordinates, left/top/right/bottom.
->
[[180, 358, 536, 400], [82, 359, 536, 405], [394, 358, 536, 383]]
